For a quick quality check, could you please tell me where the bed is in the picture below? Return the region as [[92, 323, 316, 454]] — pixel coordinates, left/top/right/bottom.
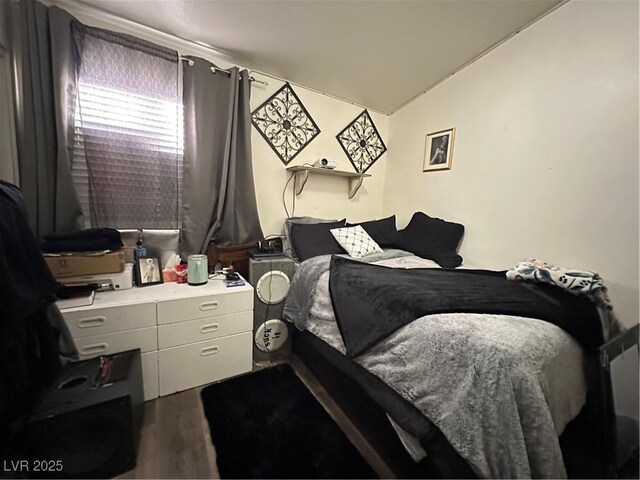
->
[[282, 245, 612, 478]]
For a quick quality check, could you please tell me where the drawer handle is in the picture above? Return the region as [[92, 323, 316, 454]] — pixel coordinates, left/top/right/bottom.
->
[[200, 345, 219, 356], [200, 323, 220, 334], [77, 316, 106, 329], [199, 301, 220, 311], [80, 343, 108, 355]]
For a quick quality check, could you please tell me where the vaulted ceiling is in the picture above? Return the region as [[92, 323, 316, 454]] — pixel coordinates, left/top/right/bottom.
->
[[78, 0, 563, 114]]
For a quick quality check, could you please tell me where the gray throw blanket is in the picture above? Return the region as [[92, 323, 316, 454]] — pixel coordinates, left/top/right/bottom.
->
[[283, 251, 588, 478]]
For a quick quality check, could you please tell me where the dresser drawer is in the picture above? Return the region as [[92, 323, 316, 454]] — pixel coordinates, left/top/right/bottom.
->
[[158, 332, 252, 396], [156, 290, 252, 325], [158, 311, 252, 349], [63, 303, 156, 338], [73, 327, 158, 359]]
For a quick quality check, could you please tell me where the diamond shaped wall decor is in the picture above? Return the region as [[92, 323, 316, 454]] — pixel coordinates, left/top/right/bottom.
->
[[336, 110, 387, 173], [251, 82, 321, 165]]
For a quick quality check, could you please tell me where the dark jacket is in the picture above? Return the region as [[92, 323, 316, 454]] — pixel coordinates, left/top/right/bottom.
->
[[0, 181, 77, 457]]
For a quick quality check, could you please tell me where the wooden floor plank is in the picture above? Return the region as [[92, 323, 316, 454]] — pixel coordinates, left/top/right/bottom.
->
[[118, 389, 219, 479]]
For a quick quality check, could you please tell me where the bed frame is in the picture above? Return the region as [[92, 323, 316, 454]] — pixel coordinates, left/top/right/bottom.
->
[[293, 329, 475, 478], [293, 328, 612, 479]]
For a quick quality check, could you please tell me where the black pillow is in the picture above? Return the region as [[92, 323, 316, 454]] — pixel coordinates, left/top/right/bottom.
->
[[347, 215, 397, 247], [290, 219, 347, 261], [389, 212, 464, 268]]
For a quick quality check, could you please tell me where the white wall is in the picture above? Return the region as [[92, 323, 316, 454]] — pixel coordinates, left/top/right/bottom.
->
[[383, 0, 639, 327], [46, 0, 389, 239], [250, 81, 389, 237]]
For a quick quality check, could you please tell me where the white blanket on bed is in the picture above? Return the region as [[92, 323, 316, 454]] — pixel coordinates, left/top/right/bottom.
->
[[294, 253, 588, 478]]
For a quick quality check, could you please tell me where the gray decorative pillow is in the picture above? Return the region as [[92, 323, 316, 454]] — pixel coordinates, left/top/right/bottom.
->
[[282, 217, 338, 261], [330, 225, 383, 259]]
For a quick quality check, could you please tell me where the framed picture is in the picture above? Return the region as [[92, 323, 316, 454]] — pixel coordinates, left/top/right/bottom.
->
[[135, 256, 163, 287], [423, 128, 455, 172]]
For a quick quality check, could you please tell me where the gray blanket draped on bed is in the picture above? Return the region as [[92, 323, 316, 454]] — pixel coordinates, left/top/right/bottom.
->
[[283, 250, 589, 478]]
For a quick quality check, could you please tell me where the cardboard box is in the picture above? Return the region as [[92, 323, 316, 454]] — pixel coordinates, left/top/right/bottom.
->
[[44, 250, 125, 278]]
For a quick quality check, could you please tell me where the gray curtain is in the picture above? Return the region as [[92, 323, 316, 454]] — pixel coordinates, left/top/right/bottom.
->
[[181, 57, 263, 256], [50, 7, 83, 234], [17, 1, 82, 239]]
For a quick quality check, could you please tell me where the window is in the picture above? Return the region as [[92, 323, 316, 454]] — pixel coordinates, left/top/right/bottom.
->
[[71, 25, 182, 229], [73, 82, 184, 228]]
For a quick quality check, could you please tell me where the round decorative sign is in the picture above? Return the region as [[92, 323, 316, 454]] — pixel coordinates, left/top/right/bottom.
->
[[256, 270, 291, 305], [255, 319, 289, 352]]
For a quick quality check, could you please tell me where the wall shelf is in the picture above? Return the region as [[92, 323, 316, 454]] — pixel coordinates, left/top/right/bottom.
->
[[286, 166, 371, 199]]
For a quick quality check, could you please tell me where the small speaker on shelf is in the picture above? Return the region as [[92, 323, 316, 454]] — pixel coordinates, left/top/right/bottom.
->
[[22, 350, 144, 479], [249, 257, 297, 365]]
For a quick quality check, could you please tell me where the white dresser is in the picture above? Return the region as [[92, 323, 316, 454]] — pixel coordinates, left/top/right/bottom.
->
[[58, 280, 254, 401]]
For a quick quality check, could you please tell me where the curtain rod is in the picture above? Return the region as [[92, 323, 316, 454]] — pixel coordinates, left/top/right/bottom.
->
[[180, 57, 268, 87]]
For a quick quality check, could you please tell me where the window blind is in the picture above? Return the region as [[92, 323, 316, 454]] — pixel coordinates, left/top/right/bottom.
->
[[73, 83, 183, 228], [71, 24, 182, 229]]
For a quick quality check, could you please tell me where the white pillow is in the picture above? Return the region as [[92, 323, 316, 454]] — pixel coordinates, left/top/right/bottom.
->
[[330, 225, 383, 258]]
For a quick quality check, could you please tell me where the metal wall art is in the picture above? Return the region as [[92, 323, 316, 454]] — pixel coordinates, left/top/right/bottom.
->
[[336, 110, 387, 173], [251, 82, 320, 165]]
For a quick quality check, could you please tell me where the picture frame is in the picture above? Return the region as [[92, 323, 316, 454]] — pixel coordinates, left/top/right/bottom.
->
[[135, 256, 163, 287], [423, 127, 455, 172]]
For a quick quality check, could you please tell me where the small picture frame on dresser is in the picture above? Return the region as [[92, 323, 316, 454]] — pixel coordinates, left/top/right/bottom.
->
[[135, 256, 163, 287]]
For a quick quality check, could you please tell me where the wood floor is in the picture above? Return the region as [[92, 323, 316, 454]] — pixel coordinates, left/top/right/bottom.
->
[[117, 386, 219, 479], [118, 357, 391, 479]]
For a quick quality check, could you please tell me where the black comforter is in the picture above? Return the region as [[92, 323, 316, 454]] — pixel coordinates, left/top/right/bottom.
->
[[329, 255, 604, 358]]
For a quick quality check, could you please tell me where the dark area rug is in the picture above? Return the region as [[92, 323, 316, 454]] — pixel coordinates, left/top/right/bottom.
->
[[200, 364, 378, 479]]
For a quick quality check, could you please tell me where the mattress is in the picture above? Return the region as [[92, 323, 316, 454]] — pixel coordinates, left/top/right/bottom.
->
[[284, 250, 591, 478]]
